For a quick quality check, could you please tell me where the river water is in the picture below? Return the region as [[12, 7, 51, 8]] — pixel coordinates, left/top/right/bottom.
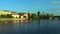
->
[[0, 19, 60, 34]]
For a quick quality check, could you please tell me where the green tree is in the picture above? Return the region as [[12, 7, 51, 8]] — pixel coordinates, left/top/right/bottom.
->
[[32, 14, 38, 19], [6, 14, 13, 18], [0, 14, 13, 18], [1, 14, 6, 18], [37, 11, 40, 16]]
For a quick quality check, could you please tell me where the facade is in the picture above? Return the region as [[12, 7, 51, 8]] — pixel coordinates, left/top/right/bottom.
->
[[0, 10, 11, 15], [0, 10, 28, 19], [11, 12, 20, 18], [12, 14, 20, 18], [18, 13, 28, 19]]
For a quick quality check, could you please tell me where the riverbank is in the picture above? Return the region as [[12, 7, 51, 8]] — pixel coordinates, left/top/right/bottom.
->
[[0, 18, 28, 21]]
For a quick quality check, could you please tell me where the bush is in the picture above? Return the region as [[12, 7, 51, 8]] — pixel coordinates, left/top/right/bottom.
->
[[0, 14, 13, 18], [32, 14, 39, 19]]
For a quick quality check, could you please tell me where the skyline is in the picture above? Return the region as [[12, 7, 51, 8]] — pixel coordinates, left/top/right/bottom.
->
[[0, 0, 60, 15]]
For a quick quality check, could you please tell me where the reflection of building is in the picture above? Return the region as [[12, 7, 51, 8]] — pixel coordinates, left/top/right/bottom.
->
[[11, 12, 20, 18], [13, 20, 20, 23], [0, 10, 11, 15]]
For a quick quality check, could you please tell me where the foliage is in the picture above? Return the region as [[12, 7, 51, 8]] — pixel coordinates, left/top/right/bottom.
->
[[32, 14, 39, 19], [0, 14, 13, 18]]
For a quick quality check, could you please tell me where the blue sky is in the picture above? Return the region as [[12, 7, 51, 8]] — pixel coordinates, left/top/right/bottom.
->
[[0, 0, 60, 15]]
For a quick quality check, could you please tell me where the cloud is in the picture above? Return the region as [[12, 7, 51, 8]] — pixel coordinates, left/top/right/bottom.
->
[[50, 1, 60, 4], [46, 8, 60, 11], [32, 1, 41, 5]]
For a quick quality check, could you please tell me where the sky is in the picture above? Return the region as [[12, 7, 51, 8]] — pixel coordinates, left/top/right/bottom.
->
[[0, 0, 60, 15]]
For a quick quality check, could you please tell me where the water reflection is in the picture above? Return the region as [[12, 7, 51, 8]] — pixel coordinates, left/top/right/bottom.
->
[[0, 19, 60, 34]]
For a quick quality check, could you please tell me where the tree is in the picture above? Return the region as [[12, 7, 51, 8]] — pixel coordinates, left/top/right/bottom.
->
[[37, 11, 40, 19], [32, 14, 38, 19], [0, 14, 13, 18], [37, 11, 40, 16], [28, 12, 32, 19], [6, 14, 13, 18]]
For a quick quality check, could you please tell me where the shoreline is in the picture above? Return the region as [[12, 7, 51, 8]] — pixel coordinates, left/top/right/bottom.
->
[[0, 18, 28, 21]]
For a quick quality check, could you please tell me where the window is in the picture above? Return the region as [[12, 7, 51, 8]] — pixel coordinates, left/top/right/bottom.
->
[[24, 16, 26, 18]]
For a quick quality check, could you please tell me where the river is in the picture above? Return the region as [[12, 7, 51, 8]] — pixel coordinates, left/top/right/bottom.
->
[[0, 19, 60, 34]]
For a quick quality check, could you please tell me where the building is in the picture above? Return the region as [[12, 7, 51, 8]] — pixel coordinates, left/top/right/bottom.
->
[[0, 10, 11, 15], [18, 13, 28, 19], [11, 12, 20, 18], [0, 10, 28, 19]]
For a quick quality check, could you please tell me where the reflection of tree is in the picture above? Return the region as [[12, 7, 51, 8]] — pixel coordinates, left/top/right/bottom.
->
[[27, 19, 33, 33], [37, 19, 40, 34], [12, 20, 20, 23], [20, 20, 28, 23]]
